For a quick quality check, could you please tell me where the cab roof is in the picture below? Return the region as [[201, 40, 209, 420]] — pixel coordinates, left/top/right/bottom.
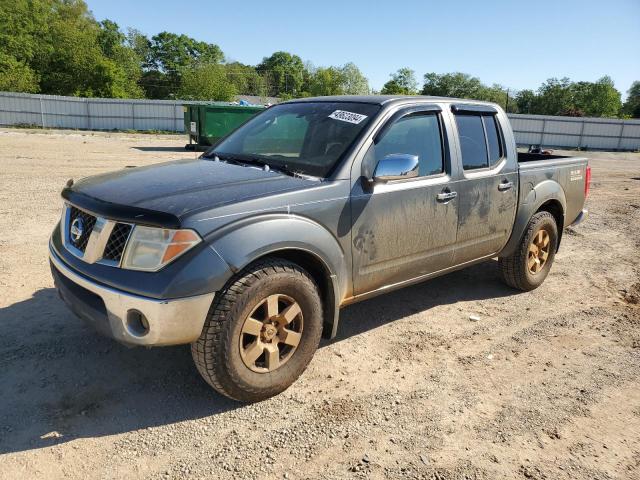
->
[[283, 95, 500, 108]]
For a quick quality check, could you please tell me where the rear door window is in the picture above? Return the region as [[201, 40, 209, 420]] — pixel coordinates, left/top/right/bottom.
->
[[455, 113, 505, 170], [483, 114, 503, 166], [455, 115, 488, 170]]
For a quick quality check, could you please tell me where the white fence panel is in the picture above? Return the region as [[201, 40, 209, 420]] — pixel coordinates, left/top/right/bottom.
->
[[508, 113, 640, 150], [546, 119, 582, 135], [544, 134, 578, 148]]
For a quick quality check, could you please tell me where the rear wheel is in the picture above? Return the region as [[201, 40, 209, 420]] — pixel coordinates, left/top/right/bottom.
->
[[499, 211, 558, 291], [191, 258, 323, 402]]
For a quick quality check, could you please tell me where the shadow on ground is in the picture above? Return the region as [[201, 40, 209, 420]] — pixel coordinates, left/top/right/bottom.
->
[[0, 261, 515, 455], [132, 146, 189, 153]]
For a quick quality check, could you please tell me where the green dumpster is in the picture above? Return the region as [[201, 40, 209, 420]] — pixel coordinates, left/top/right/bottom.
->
[[183, 103, 265, 151]]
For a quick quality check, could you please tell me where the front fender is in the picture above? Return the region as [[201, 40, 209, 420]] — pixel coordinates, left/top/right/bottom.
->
[[500, 180, 567, 257], [206, 214, 348, 338]]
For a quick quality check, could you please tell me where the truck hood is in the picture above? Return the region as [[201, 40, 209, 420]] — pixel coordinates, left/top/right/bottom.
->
[[65, 159, 320, 226]]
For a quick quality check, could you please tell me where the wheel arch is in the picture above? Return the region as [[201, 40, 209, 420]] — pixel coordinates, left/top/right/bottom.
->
[[500, 180, 566, 258], [207, 214, 347, 339], [535, 199, 564, 251]]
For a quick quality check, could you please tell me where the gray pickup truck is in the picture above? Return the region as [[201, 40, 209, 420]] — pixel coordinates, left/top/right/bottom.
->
[[50, 96, 590, 401]]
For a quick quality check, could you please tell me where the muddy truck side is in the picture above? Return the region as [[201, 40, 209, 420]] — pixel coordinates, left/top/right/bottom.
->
[[49, 96, 589, 401]]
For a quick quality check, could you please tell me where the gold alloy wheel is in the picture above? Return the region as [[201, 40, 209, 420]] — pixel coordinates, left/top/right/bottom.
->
[[527, 228, 551, 274], [239, 294, 304, 373]]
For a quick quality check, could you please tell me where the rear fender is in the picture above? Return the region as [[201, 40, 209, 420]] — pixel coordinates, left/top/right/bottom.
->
[[500, 180, 566, 257]]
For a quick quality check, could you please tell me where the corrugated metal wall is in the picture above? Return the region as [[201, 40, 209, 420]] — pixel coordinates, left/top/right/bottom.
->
[[508, 114, 640, 150], [0, 91, 278, 133], [1, 91, 639, 150]]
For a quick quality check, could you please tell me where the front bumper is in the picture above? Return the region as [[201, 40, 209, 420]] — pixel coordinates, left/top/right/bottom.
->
[[50, 243, 215, 347]]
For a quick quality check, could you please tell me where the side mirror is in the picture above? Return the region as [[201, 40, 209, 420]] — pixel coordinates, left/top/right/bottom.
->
[[372, 154, 419, 183]]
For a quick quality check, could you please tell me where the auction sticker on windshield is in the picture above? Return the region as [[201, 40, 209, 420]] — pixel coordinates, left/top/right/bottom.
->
[[328, 110, 368, 124]]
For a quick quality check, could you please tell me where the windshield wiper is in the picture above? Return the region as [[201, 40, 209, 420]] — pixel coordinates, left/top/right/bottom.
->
[[203, 152, 311, 179], [202, 152, 262, 167]]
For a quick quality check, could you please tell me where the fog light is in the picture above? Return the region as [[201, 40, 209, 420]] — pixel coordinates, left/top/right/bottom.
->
[[126, 310, 150, 337]]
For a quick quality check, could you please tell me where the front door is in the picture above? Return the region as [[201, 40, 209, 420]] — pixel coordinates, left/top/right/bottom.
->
[[351, 108, 459, 296]]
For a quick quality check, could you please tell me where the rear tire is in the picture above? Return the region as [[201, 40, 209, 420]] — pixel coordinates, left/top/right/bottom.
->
[[191, 258, 323, 402], [499, 211, 558, 291]]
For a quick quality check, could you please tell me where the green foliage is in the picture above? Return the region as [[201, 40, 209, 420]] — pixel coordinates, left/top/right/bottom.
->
[[257, 51, 306, 97], [177, 63, 236, 101], [515, 89, 536, 114], [305, 62, 369, 97], [533, 77, 574, 115], [309, 67, 344, 96], [0, 53, 39, 92], [0, 0, 144, 97], [622, 81, 640, 118], [420, 72, 623, 117], [524, 76, 622, 117], [571, 76, 621, 117], [381, 68, 418, 95], [148, 31, 223, 73], [97, 20, 144, 98], [340, 63, 370, 95], [141, 31, 224, 99], [422, 72, 484, 98], [421, 72, 513, 111], [224, 62, 267, 97]]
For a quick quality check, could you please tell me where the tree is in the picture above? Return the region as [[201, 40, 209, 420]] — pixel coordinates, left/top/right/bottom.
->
[[421, 72, 484, 98], [533, 77, 574, 115], [420, 72, 513, 111], [515, 89, 536, 114], [256, 51, 306, 97], [623, 81, 640, 118], [340, 62, 369, 95], [224, 61, 267, 97], [0, 0, 147, 97], [148, 31, 223, 73], [96, 20, 143, 98], [177, 63, 236, 101], [309, 66, 345, 96], [381, 68, 418, 95], [570, 76, 621, 117], [0, 53, 39, 92], [140, 31, 223, 98]]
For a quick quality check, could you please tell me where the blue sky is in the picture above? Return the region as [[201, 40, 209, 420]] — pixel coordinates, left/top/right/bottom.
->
[[87, 0, 640, 97]]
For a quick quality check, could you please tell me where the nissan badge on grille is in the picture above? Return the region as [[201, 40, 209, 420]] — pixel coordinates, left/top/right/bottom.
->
[[70, 216, 85, 245]]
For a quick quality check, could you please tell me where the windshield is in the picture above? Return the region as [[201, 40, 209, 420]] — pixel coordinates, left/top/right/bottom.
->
[[207, 102, 380, 178]]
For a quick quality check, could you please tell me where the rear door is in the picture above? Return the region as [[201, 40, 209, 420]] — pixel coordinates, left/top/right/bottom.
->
[[351, 106, 459, 295], [450, 106, 518, 264]]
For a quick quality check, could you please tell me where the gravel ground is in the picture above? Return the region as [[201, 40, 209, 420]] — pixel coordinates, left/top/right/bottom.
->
[[0, 128, 639, 480]]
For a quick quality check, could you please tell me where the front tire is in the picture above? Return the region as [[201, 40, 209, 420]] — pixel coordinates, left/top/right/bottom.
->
[[499, 211, 558, 291], [191, 258, 323, 402]]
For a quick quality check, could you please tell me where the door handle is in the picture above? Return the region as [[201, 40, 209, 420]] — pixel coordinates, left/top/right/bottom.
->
[[436, 191, 458, 202], [498, 181, 513, 191]]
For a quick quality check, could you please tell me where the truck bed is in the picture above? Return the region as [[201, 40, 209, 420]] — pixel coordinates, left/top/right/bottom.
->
[[514, 151, 589, 230]]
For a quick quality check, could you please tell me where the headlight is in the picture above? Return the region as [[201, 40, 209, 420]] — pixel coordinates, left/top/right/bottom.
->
[[121, 226, 201, 271]]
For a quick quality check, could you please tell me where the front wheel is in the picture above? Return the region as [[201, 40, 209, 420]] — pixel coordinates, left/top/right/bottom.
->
[[499, 211, 558, 291], [191, 258, 323, 402]]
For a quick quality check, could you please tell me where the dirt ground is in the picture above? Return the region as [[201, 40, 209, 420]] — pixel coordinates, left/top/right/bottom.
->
[[0, 128, 639, 480]]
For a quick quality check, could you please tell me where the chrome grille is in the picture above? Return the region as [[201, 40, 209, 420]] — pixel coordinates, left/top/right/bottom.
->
[[103, 223, 133, 262], [68, 207, 97, 252], [62, 204, 133, 267]]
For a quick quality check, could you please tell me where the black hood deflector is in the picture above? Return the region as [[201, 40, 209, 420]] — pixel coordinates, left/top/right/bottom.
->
[[62, 188, 182, 228]]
